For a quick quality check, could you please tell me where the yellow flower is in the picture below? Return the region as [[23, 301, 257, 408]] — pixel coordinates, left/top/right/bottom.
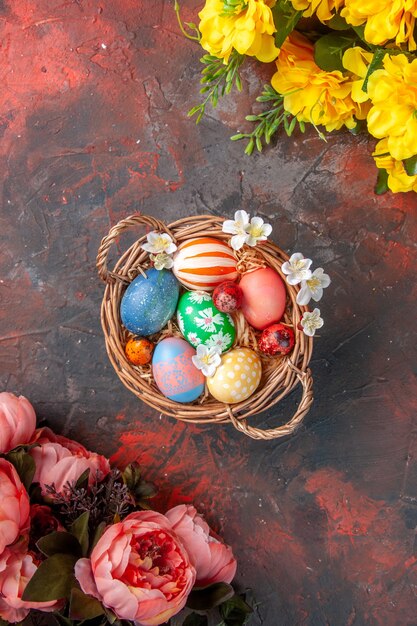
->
[[341, 0, 417, 51], [198, 0, 280, 63], [341, 46, 373, 121], [271, 32, 366, 132], [366, 54, 417, 161], [373, 138, 417, 193], [290, 0, 344, 23]]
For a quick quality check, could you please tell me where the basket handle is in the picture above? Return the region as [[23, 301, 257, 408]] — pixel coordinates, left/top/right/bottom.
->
[[96, 214, 175, 284], [227, 365, 313, 441]]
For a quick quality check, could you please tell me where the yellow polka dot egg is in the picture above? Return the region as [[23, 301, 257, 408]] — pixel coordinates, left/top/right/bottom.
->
[[207, 348, 262, 404]]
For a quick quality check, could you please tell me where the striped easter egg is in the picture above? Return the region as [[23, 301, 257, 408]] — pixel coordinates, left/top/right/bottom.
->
[[173, 237, 238, 291]]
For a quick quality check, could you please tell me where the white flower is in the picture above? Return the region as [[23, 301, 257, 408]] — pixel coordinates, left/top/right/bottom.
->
[[187, 332, 201, 346], [177, 311, 185, 334], [150, 252, 174, 271], [222, 210, 250, 251], [192, 344, 222, 377], [188, 291, 212, 304], [244, 216, 272, 247], [301, 308, 324, 337], [185, 306, 193, 315], [296, 268, 331, 306], [194, 308, 224, 333], [142, 231, 177, 255], [206, 330, 232, 352], [282, 253, 313, 285]]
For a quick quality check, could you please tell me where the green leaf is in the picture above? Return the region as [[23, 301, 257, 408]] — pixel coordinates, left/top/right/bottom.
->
[[75, 468, 90, 490], [375, 168, 389, 195], [69, 587, 105, 620], [182, 614, 209, 626], [219, 593, 253, 626], [6, 449, 36, 491], [403, 154, 417, 176], [361, 48, 386, 92], [271, 1, 303, 48], [51, 614, 74, 626], [70, 511, 90, 556], [327, 14, 350, 30], [351, 23, 368, 44], [244, 138, 255, 155], [186, 582, 235, 611], [348, 119, 364, 136], [22, 554, 77, 602], [314, 32, 358, 72], [122, 462, 157, 506], [37, 531, 82, 558], [91, 521, 107, 552]]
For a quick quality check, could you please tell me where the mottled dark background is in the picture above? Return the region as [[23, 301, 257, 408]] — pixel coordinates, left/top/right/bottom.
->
[[1, 1, 417, 624]]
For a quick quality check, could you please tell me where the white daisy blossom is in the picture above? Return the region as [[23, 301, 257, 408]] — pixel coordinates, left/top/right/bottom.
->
[[192, 344, 222, 377], [222, 210, 250, 251], [296, 268, 331, 306], [187, 332, 201, 346], [281, 253, 313, 285], [301, 308, 324, 337], [177, 311, 185, 334], [142, 231, 177, 255], [244, 216, 272, 247], [150, 252, 174, 271], [194, 308, 224, 333], [206, 330, 232, 352], [185, 306, 193, 315], [188, 291, 211, 304]]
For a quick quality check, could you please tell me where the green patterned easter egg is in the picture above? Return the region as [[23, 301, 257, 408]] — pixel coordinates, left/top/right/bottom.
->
[[177, 291, 235, 353]]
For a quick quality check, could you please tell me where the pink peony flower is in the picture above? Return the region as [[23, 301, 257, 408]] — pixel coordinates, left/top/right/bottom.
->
[[0, 545, 61, 623], [166, 505, 237, 588], [29, 428, 110, 495], [75, 511, 196, 626], [0, 459, 30, 555], [0, 393, 36, 454]]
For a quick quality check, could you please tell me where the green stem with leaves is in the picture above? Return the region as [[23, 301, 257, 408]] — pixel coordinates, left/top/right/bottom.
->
[[174, 0, 201, 41], [231, 84, 306, 155], [188, 51, 244, 124]]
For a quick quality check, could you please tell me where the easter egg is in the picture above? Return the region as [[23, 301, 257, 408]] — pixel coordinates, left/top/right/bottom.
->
[[258, 324, 295, 356], [120, 268, 179, 336], [240, 268, 286, 330], [213, 281, 243, 313], [177, 291, 235, 353], [152, 338, 205, 402], [207, 348, 262, 404], [173, 237, 238, 291], [125, 337, 154, 365]]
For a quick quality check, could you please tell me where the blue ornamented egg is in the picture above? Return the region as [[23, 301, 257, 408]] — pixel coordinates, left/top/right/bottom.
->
[[152, 338, 205, 403], [120, 269, 179, 336]]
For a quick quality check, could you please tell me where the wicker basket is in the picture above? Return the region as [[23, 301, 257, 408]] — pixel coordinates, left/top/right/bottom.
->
[[97, 214, 314, 440]]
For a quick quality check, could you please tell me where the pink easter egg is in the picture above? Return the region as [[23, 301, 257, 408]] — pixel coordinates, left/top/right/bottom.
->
[[240, 268, 286, 330]]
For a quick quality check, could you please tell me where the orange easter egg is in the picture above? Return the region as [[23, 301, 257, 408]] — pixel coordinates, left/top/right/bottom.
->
[[173, 237, 238, 291], [125, 337, 154, 366]]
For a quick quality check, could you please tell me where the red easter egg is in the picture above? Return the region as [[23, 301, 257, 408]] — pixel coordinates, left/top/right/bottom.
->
[[212, 281, 243, 313], [240, 268, 286, 330], [258, 324, 295, 356]]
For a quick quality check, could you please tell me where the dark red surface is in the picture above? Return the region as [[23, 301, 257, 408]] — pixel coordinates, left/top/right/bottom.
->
[[1, 1, 417, 625]]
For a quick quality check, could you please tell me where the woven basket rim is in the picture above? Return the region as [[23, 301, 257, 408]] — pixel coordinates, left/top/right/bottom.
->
[[97, 214, 314, 440]]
